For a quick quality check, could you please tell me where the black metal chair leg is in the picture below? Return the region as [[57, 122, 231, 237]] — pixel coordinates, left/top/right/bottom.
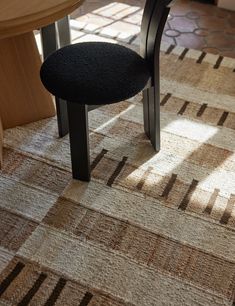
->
[[55, 98, 69, 137], [55, 17, 71, 137], [146, 86, 160, 152], [67, 102, 91, 181], [41, 17, 70, 138], [57, 16, 71, 47], [143, 89, 150, 138]]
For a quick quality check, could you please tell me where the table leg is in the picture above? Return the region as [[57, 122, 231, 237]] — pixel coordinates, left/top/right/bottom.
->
[[0, 31, 56, 130], [0, 31, 56, 168], [0, 117, 3, 167]]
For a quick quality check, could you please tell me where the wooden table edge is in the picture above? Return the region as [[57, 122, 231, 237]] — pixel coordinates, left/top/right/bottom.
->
[[0, 0, 84, 39]]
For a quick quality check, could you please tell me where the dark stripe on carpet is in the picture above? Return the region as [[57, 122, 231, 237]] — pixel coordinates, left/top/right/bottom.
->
[[44, 278, 67, 306], [91, 149, 108, 171], [79, 292, 93, 306], [196, 51, 206, 64], [178, 101, 190, 115], [129, 34, 138, 44], [217, 111, 229, 126], [161, 174, 177, 198], [203, 189, 220, 215], [213, 56, 223, 69], [165, 44, 175, 55], [107, 156, 128, 187], [160, 93, 172, 106], [196, 103, 208, 117], [18, 273, 47, 306], [178, 179, 199, 211], [136, 167, 153, 190], [179, 48, 189, 60], [0, 262, 25, 297], [220, 195, 235, 225]]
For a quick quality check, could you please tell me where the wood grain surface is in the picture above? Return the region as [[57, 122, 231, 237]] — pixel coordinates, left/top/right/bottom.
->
[[0, 32, 56, 129], [0, 0, 84, 39], [0, 117, 2, 167]]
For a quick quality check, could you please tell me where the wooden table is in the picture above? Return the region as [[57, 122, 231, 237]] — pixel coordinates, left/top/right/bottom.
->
[[0, 0, 84, 166]]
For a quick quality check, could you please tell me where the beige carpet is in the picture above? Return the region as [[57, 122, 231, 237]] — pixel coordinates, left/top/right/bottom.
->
[[0, 42, 235, 305]]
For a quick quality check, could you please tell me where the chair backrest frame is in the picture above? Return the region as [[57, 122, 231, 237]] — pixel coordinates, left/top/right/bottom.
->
[[140, 0, 173, 85]]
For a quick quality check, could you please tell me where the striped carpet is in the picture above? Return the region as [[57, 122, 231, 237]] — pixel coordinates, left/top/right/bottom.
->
[[0, 41, 235, 305]]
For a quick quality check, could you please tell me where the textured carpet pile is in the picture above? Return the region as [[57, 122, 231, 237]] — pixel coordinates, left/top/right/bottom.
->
[[0, 40, 235, 305]]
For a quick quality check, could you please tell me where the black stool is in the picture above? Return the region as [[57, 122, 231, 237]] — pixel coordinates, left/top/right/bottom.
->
[[40, 0, 173, 181]]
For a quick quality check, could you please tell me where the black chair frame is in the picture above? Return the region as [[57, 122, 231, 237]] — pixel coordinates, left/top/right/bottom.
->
[[66, 0, 173, 181], [140, 0, 173, 151], [41, 0, 173, 181]]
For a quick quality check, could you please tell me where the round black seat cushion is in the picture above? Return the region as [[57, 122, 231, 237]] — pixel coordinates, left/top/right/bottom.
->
[[40, 42, 150, 105]]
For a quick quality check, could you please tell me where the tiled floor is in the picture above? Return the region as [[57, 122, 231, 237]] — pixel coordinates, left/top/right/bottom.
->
[[165, 0, 235, 57], [71, 0, 235, 58]]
